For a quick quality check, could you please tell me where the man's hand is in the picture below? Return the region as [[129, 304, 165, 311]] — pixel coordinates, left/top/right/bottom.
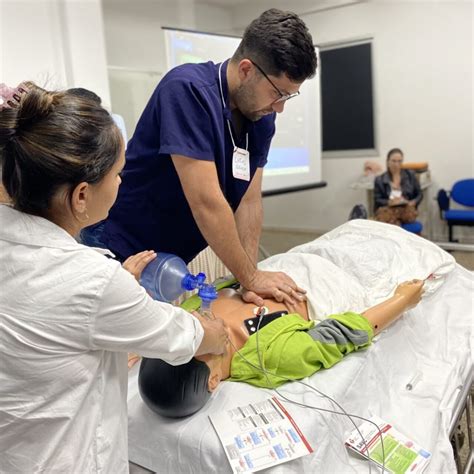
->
[[194, 314, 229, 356], [122, 250, 156, 281], [241, 270, 306, 308], [394, 280, 424, 309]]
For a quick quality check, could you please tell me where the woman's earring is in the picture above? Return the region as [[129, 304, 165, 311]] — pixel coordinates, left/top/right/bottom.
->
[[76, 211, 90, 223]]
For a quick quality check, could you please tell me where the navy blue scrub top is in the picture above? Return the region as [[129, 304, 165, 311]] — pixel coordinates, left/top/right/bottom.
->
[[102, 60, 276, 263]]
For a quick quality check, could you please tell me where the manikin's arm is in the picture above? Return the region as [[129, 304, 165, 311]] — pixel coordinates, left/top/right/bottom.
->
[[362, 280, 424, 335], [137, 280, 427, 416]]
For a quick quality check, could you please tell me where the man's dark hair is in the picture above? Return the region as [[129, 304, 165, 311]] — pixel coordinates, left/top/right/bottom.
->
[[138, 357, 211, 418], [232, 9, 317, 82]]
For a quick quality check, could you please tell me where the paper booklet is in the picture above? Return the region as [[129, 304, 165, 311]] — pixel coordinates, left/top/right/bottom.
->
[[209, 397, 313, 473], [345, 416, 431, 474]]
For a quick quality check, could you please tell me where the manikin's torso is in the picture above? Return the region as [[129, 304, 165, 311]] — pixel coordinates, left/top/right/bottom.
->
[[203, 288, 309, 380]]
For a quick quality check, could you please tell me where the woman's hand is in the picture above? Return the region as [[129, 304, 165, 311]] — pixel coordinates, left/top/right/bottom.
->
[[395, 280, 424, 309], [194, 313, 229, 356], [127, 353, 141, 369], [122, 250, 156, 281]]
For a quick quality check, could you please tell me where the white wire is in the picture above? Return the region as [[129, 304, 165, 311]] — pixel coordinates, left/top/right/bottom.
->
[[226, 312, 386, 473]]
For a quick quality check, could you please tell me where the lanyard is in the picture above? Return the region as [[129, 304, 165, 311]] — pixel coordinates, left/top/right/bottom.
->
[[218, 62, 248, 151]]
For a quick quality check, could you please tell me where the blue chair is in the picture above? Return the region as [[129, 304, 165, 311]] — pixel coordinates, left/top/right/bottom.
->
[[437, 179, 474, 242], [401, 221, 423, 234]]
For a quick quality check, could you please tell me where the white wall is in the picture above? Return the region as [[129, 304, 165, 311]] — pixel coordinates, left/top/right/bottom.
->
[[104, 1, 192, 72], [103, 0, 233, 71], [230, 1, 473, 242], [102, 0, 233, 137], [0, 0, 111, 108], [195, 3, 234, 35], [60, 0, 110, 106], [1, 0, 67, 88]]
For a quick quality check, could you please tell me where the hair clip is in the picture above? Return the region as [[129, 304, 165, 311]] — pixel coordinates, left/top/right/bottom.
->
[[0, 83, 29, 110]]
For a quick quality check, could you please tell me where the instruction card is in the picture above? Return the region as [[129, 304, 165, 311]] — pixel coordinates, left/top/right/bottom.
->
[[345, 416, 431, 474], [209, 397, 313, 473]]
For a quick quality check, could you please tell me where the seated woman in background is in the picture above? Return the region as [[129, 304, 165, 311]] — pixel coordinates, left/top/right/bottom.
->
[[374, 148, 423, 225], [138, 278, 424, 417]]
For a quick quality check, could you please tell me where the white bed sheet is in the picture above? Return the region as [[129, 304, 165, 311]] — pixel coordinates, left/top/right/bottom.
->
[[127, 221, 473, 473]]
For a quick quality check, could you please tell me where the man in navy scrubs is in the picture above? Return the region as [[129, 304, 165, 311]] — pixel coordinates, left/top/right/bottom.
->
[[98, 9, 317, 306]]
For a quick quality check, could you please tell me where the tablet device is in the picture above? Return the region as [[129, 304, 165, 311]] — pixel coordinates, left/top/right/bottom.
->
[[389, 200, 408, 207]]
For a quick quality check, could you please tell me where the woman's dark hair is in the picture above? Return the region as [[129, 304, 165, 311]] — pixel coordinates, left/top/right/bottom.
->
[[66, 87, 102, 105], [0, 82, 122, 216], [387, 148, 404, 161], [232, 9, 317, 82], [138, 357, 211, 418]]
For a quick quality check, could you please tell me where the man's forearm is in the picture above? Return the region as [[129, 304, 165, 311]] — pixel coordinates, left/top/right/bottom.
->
[[234, 199, 263, 265], [191, 198, 257, 286]]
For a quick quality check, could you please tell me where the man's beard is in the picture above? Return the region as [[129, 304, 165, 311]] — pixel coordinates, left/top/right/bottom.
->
[[233, 84, 272, 122]]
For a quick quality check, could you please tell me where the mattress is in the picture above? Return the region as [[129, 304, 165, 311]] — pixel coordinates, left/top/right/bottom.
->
[[127, 220, 474, 473]]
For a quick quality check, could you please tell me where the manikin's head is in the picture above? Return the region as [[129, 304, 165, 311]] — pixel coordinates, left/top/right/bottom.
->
[[138, 356, 221, 418], [229, 8, 317, 121], [138, 339, 232, 418], [386, 148, 404, 176], [0, 82, 124, 235]]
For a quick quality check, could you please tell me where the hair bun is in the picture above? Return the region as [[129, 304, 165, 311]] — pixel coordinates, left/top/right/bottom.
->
[[0, 108, 19, 149], [16, 85, 55, 129], [0, 82, 54, 147]]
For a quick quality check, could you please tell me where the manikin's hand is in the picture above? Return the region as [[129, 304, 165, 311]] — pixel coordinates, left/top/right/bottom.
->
[[122, 250, 157, 281], [394, 280, 424, 310], [241, 270, 306, 308], [195, 314, 229, 356]]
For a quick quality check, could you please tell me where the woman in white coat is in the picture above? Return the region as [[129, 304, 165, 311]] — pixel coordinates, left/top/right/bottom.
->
[[0, 82, 227, 473]]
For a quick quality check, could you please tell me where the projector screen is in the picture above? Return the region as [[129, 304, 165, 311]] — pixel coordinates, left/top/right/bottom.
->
[[164, 28, 322, 194]]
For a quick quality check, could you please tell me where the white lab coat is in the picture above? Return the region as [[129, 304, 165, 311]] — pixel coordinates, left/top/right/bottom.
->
[[0, 205, 203, 473]]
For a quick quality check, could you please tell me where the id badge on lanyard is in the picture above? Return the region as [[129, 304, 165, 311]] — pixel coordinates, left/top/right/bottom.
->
[[218, 62, 250, 182], [232, 146, 250, 181]]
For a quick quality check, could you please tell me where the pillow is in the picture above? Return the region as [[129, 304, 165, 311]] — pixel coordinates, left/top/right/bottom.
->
[[259, 253, 368, 321], [289, 220, 455, 305]]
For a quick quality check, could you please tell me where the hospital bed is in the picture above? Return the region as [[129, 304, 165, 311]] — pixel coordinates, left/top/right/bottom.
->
[[127, 220, 473, 473]]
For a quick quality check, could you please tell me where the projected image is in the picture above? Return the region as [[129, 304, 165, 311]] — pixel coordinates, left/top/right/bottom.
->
[[265, 148, 310, 176], [266, 88, 313, 177], [164, 29, 321, 192], [167, 30, 239, 67]]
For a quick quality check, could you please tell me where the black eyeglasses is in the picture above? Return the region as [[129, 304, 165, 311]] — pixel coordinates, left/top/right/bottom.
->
[[249, 60, 300, 104]]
